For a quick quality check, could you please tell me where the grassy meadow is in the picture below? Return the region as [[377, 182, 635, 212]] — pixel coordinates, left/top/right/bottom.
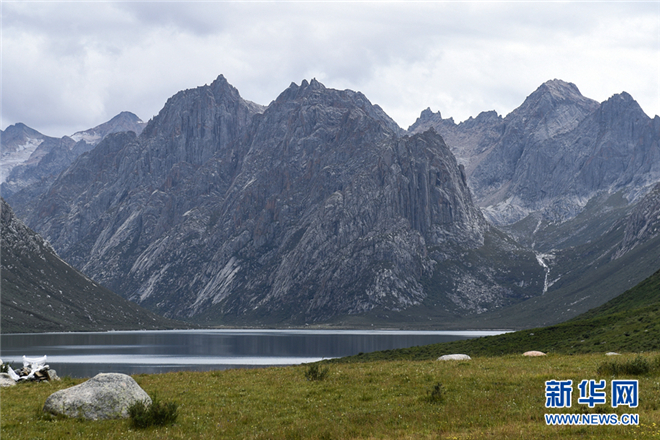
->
[[2, 352, 659, 439]]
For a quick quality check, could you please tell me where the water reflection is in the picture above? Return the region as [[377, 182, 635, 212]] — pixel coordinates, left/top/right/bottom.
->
[[0, 329, 506, 378]]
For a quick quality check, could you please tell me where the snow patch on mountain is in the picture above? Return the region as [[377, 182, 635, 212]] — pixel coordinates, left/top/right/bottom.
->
[[0, 138, 43, 182]]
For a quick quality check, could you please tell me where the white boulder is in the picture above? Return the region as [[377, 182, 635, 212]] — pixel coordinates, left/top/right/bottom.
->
[[437, 354, 471, 361], [523, 351, 546, 357]]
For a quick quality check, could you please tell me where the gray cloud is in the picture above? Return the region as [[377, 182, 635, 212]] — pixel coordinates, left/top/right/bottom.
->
[[2, 2, 658, 137]]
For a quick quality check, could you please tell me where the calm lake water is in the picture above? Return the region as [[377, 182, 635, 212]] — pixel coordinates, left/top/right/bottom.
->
[[0, 329, 506, 378]]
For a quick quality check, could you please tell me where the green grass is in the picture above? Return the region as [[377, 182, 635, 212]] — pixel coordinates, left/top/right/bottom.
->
[[2, 353, 659, 439]]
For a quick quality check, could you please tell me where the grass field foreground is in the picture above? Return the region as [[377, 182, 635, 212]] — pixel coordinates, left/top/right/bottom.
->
[[2, 352, 659, 439]]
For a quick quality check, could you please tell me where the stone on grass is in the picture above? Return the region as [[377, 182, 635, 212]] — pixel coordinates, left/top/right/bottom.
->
[[43, 373, 151, 420], [46, 369, 61, 381], [0, 373, 16, 387], [438, 354, 471, 361], [523, 351, 546, 357], [605, 352, 621, 356]]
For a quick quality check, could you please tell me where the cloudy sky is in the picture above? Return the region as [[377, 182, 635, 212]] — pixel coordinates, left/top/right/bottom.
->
[[2, 1, 659, 137]]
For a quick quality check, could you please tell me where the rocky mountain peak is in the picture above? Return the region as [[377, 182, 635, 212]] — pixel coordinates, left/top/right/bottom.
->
[[276, 78, 328, 103], [407, 108, 451, 133], [109, 111, 143, 125], [421, 107, 438, 119], [70, 111, 146, 145], [596, 92, 647, 124], [460, 111, 501, 129], [142, 74, 249, 137], [1, 123, 47, 152], [271, 79, 403, 136], [308, 78, 324, 89], [208, 74, 239, 99], [484, 80, 598, 161], [511, 79, 599, 127], [137, 75, 264, 168], [536, 79, 583, 100]]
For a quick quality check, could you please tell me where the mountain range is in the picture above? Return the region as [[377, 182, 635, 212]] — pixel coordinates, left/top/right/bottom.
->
[[1, 112, 146, 210], [3, 76, 659, 330], [410, 80, 660, 227]]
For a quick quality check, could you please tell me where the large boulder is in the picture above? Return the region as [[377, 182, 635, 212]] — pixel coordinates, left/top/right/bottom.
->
[[43, 373, 151, 420]]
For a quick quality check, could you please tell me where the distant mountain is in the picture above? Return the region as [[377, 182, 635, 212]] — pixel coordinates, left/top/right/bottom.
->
[[70, 111, 146, 145], [2, 112, 146, 213], [410, 80, 660, 227], [0, 198, 188, 333], [0, 123, 55, 182], [21, 76, 545, 326]]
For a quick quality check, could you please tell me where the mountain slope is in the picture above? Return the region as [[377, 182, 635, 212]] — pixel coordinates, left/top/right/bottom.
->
[[22, 76, 545, 325], [0, 198, 188, 333], [453, 181, 660, 329]]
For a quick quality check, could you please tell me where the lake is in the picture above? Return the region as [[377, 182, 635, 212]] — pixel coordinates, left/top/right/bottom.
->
[[0, 329, 507, 378]]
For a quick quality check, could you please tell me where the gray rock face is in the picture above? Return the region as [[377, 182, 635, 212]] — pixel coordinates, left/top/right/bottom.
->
[[43, 373, 151, 420], [409, 108, 505, 178], [410, 80, 660, 225], [21, 76, 543, 325], [614, 182, 660, 258]]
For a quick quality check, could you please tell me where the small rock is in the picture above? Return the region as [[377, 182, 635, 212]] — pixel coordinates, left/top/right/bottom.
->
[[438, 354, 471, 361], [605, 352, 620, 356], [46, 369, 60, 381], [43, 373, 151, 420], [0, 373, 16, 387], [523, 351, 546, 357]]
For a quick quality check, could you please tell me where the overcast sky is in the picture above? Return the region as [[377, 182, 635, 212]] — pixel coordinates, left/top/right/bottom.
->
[[2, 1, 659, 137]]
